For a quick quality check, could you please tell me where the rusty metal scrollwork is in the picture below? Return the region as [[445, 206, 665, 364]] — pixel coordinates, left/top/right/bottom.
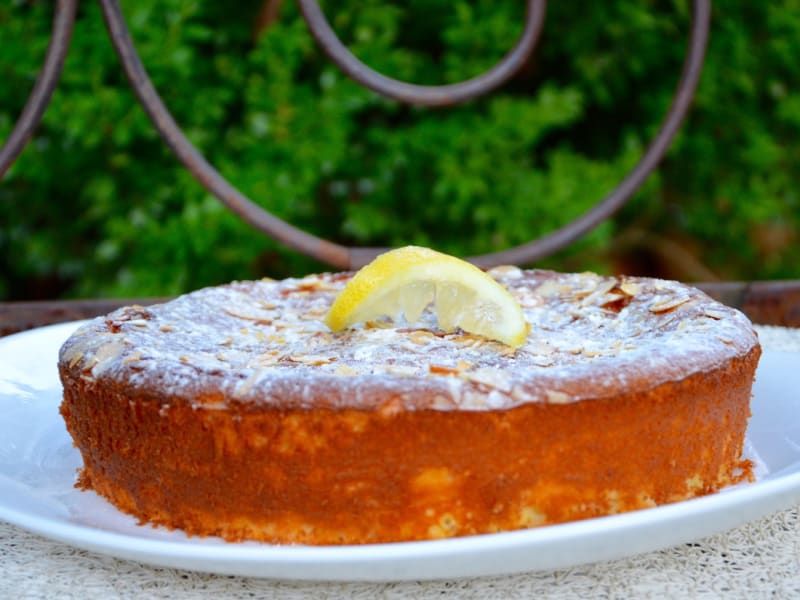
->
[[0, 0, 711, 270], [0, 0, 77, 180]]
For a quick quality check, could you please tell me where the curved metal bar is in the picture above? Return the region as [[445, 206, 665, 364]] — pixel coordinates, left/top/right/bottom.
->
[[97, 0, 709, 271], [297, 0, 547, 107], [0, 0, 77, 180], [98, 0, 352, 269], [467, 0, 711, 268]]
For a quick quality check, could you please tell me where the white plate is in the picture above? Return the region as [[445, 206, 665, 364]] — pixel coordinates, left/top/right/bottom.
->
[[1, 321, 799, 581]]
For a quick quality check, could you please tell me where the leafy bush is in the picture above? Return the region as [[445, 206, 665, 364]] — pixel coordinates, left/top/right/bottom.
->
[[1, 0, 798, 300]]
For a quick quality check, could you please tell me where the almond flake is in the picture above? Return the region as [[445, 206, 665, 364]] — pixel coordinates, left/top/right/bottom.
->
[[535, 280, 567, 298], [68, 351, 84, 369], [619, 282, 641, 296], [381, 365, 418, 376], [334, 364, 359, 376], [464, 367, 513, 392], [223, 307, 272, 325], [526, 340, 554, 356], [487, 265, 523, 279], [288, 354, 333, 366], [649, 296, 691, 313], [122, 351, 143, 364], [703, 308, 728, 320], [409, 330, 435, 345], [544, 389, 571, 404], [657, 315, 678, 329], [511, 385, 534, 403], [91, 341, 125, 375], [581, 279, 617, 306], [234, 370, 264, 398]]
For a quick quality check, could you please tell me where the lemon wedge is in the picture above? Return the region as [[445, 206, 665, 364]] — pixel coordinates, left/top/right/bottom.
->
[[324, 246, 529, 348]]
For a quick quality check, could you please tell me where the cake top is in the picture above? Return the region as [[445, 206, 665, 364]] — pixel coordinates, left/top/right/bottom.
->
[[58, 268, 759, 411]]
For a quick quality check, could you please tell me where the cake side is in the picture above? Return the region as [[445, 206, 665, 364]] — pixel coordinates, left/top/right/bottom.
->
[[59, 346, 759, 545]]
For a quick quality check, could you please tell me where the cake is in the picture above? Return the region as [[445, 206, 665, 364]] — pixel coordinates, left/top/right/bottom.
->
[[58, 266, 761, 544]]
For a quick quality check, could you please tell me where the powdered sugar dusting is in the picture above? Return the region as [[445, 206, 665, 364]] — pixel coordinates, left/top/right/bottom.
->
[[58, 268, 760, 411]]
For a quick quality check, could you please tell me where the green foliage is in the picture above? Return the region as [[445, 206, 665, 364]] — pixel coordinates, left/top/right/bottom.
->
[[1, 0, 798, 299]]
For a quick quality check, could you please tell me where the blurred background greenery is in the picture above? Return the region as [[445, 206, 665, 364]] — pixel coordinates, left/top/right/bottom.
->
[[1, 0, 798, 301]]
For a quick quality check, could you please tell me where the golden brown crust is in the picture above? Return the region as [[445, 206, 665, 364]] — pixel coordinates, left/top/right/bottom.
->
[[58, 269, 761, 544], [59, 352, 759, 544]]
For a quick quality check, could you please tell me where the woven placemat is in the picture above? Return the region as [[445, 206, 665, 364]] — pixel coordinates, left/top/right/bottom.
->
[[2, 325, 799, 598]]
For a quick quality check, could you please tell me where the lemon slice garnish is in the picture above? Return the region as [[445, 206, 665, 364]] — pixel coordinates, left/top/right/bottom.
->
[[324, 246, 529, 348]]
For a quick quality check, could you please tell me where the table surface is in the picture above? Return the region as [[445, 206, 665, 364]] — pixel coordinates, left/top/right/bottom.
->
[[1, 305, 799, 598]]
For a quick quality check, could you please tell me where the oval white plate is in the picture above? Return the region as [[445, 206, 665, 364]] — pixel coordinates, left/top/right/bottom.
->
[[1, 321, 799, 581]]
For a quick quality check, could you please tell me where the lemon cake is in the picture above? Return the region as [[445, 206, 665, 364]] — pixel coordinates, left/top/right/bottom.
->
[[58, 258, 760, 544]]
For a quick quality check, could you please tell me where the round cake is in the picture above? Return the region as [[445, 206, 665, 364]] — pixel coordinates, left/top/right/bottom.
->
[[58, 267, 761, 544]]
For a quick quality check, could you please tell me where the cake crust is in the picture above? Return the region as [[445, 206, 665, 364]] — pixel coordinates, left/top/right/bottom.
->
[[58, 268, 761, 544]]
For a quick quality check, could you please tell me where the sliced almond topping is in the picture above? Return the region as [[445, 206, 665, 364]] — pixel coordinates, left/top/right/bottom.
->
[[464, 367, 513, 392], [544, 389, 571, 404], [649, 296, 691, 313], [300, 311, 327, 321], [487, 265, 523, 279], [511, 385, 534, 403], [429, 364, 459, 375], [703, 308, 728, 320], [409, 330, 436, 345], [657, 316, 678, 329], [526, 340, 554, 356], [654, 280, 672, 291], [431, 394, 454, 409], [234, 370, 264, 398], [122, 351, 143, 364], [334, 364, 359, 376], [91, 341, 125, 375], [67, 351, 84, 369], [288, 354, 334, 366], [456, 360, 474, 372], [223, 307, 273, 325], [496, 343, 518, 358], [381, 365, 419, 376], [619, 281, 641, 296], [534, 280, 567, 298], [580, 279, 617, 306]]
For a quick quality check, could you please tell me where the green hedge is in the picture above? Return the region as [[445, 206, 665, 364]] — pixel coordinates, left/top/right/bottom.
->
[[1, 0, 798, 300]]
